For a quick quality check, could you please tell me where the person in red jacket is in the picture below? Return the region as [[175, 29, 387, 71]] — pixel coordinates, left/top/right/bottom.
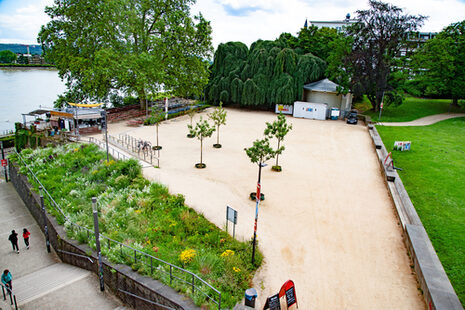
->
[[23, 228, 30, 250]]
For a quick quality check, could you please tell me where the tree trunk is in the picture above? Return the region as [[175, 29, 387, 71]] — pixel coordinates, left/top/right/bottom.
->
[[275, 139, 280, 167], [200, 137, 203, 164], [451, 98, 459, 107], [156, 124, 159, 147], [217, 125, 220, 145], [138, 89, 147, 110]]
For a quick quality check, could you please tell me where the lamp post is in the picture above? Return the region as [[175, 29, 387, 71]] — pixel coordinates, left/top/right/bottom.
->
[[39, 186, 51, 253], [251, 162, 266, 265], [101, 110, 109, 163], [92, 197, 105, 291]]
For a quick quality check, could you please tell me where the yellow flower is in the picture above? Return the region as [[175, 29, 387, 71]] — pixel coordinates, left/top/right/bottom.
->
[[179, 249, 196, 264], [233, 267, 241, 273], [135, 209, 141, 214], [221, 250, 235, 257]]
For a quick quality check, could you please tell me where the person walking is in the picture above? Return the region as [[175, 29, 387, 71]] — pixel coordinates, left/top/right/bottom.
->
[[23, 228, 31, 249], [8, 230, 19, 253], [1, 269, 12, 293]]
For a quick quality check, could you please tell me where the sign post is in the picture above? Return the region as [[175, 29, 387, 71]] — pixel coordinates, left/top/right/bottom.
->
[[252, 162, 266, 265], [165, 98, 168, 120], [1, 141, 8, 182], [226, 206, 238, 239], [92, 197, 105, 292]]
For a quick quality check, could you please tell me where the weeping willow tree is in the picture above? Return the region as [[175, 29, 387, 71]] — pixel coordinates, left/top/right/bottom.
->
[[206, 37, 326, 108]]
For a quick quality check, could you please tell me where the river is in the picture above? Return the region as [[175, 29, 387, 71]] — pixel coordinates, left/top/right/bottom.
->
[[0, 67, 66, 133]]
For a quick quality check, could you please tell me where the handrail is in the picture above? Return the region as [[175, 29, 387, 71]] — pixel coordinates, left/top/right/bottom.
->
[[118, 289, 176, 310], [13, 149, 221, 309], [1, 282, 18, 310], [105, 133, 160, 168]]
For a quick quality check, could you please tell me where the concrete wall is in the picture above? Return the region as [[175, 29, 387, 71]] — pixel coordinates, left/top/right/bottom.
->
[[368, 125, 463, 310], [9, 163, 200, 310]]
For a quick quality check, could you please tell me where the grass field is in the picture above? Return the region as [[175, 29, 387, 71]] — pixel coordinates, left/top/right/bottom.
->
[[355, 96, 465, 122], [376, 117, 465, 306]]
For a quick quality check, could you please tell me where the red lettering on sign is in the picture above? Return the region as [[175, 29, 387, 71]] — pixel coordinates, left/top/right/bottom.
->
[[1, 159, 7, 167]]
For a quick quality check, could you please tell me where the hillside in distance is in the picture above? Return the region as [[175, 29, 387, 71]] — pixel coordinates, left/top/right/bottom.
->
[[0, 43, 42, 55]]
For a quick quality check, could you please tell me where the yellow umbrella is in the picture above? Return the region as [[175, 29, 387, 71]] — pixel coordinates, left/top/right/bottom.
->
[[67, 102, 104, 108]]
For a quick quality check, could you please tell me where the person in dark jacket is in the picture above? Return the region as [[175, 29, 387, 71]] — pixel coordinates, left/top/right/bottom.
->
[[23, 228, 31, 249], [1, 269, 12, 293], [8, 230, 19, 253]]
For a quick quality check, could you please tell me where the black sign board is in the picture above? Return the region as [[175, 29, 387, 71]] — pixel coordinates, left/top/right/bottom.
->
[[263, 293, 280, 310], [285, 287, 296, 307]]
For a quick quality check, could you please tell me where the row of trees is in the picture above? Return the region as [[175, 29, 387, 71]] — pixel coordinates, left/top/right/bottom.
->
[[206, 0, 465, 112], [205, 39, 327, 108]]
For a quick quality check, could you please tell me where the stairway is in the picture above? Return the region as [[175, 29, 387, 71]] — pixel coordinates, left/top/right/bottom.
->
[[13, 263, 90, 306]]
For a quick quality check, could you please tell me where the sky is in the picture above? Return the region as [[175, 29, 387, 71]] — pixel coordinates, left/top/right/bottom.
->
[[1, 0, 465, 48]]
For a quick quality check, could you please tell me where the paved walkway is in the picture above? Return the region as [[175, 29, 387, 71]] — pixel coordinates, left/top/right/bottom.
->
[[0, 181, 130, 310], [378, 113, 465, 126]]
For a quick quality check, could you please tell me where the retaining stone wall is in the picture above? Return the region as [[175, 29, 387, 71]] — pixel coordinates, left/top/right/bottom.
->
[[368, 125, 463, 310], [9, 162, 199, 310]]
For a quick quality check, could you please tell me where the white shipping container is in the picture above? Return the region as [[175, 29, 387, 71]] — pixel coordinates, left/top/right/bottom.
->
[[293, 101, 327, 120]]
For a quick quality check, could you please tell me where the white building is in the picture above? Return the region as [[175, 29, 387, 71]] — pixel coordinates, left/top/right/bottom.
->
[[307, 14, 357, 32]]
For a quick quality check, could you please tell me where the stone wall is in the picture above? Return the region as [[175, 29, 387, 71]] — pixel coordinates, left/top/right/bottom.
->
[[9, 162, 199, 310], [368, 125, 463, 310]]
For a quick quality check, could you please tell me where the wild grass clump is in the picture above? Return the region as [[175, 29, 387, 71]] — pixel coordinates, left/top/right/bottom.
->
[[13, 143, 263, 308]]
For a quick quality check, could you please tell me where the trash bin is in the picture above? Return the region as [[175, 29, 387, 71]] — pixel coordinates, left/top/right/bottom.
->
[[330, 108, 340, 120], [244, 288, 258, 308]]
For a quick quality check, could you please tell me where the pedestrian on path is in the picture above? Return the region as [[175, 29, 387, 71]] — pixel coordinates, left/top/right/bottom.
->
[[8, 230, 19, 253], [23, 228, 30, 249], [1, 269, 12, 293]]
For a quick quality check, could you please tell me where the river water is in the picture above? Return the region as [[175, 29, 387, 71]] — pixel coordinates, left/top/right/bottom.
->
[[0, 67, 66, 133]]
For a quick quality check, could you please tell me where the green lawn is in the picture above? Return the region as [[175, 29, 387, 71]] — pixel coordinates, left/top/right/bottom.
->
[[376, 118, 465, 306], [355, 96, 464, 122]]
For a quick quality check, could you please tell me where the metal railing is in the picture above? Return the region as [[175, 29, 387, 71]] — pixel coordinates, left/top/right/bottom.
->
[[106, 133, 160, 167], [1, 283, 18, 310], [87, 137, 132, 162], [14, 150, 221, 309], [118, 289, 176, 310]]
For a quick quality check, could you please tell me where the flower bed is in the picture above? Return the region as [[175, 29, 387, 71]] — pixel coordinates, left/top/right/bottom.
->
[[10, 143, 262, 308]]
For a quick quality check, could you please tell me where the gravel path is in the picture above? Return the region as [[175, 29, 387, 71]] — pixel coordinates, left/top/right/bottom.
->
[[378, 113, 465, 126]]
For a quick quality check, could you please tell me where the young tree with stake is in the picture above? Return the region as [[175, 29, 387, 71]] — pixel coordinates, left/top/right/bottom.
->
[[188, 117, 215, 168], [265, 113, 292, 172], [244, 137, 276, 264], [186, 104, 197, 138], [208, 102, 227, 148], [151, 108, 165, 150]]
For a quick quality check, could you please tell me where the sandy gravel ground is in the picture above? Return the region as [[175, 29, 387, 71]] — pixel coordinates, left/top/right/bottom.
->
[[378, 113, 465, 126], [105, 108, 425, 310]]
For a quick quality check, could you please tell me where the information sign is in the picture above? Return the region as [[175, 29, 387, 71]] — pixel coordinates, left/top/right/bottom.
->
[[226, 206, 238, 238], [1, 159, 7, 167], [263, 293, 281, 310]]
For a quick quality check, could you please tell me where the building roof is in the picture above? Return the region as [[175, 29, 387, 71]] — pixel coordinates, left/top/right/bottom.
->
[[303, 79, 340, 93]]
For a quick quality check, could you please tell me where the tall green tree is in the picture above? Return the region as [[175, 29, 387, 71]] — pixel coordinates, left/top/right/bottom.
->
[[333, 0, 425, 111], [188, 117, 215, 168], [264, 113, 292, 171], [412, 20, 465, 107], [0, 50, 17, 63], [38, 0, 212, 109], [206, 39, 326, 108], [208, 102, 227, 148]]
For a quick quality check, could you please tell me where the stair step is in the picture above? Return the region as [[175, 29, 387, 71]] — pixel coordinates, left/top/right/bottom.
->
[[13, 263, 90, 305]]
